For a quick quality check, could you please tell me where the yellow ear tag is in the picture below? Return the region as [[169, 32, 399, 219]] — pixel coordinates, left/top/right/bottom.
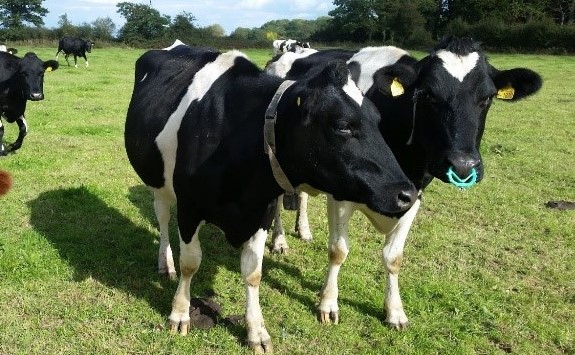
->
[[497, 85, 515, 100], [391, 78, 404, 97], [297, 97, 301, 106], [46, 67, 53, 72]]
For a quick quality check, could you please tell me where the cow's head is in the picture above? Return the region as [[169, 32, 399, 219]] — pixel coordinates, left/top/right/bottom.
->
[[18, 52, 59, 101], [275, 60, 417, 216], [85, 40, 94, 53], [413, 37, 541, 185], [372, 37, 541, 187]]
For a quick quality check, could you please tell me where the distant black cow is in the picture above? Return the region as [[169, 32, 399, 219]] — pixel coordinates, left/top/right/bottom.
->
[[0, 44, 17, 54], [125, 40, 417, 352], [55, 37, 94, 68], [0, 52, 59, 156], [266, 36, 542, 329]]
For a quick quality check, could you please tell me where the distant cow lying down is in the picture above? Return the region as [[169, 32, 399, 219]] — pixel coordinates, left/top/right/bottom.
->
[[125, 40, 417, 352]]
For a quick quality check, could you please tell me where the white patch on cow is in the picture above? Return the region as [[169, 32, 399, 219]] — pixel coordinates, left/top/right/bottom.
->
[[0, 45, 6, 52], [164, 39, 186, 51], [265, 48, 317, 78], [436, 50, 479, 82], [343, 75, 364, 106], [140, 72, 148, 82], [349, 46, 409, 93], [155, 50, 247, 196]]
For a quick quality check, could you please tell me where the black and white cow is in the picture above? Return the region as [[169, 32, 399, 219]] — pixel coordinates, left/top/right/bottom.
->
[[0, 44, 17, 54], [272, 39, 311, 55], [124, 40, 417, 352], [0, 52, 59, 156], [266, 36, 542, 328], [55, 37, 94, 68]]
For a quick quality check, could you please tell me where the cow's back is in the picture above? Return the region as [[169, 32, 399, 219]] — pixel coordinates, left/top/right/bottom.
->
[[125, 47, 221, 188]]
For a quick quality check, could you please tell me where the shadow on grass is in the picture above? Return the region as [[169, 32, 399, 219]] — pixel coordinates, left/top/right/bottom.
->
[[28, 185, 383, 340]]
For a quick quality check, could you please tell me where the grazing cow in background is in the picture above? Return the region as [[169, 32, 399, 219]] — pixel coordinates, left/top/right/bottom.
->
[[272, 39, 311, 55], [125, 40, 417, 352], [0, 170, 12, 196], [55, 37, 94, 68], [266, 36, 542, 328], [0, 44, 17, 54], [0, 52, 59, 156]]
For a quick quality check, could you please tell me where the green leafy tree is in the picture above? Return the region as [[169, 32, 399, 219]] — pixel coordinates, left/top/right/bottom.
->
[[116, 2, 169, 43], [0, 0, 48, 28], [57, 13, 77, 37], [204, 24, 225, 37], [169, 11, 196, 38], [91, 17, 116, 41]]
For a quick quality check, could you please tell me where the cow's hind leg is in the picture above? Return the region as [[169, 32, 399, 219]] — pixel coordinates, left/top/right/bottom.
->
[[271, 194, 289, 253], [295, 191, 312, 241], [7, 117, 28, 153], [153, 188, 177, 279], [73, 55, 78, 68], [318, 197, 355, 324], [64, 54, 71, 66], [243, 228, 273, 353], [169, 221, 204, 335], [0, 120, 6, 156]]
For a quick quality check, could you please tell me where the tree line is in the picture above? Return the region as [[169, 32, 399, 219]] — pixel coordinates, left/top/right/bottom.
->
[[0, 0, 573, 52]]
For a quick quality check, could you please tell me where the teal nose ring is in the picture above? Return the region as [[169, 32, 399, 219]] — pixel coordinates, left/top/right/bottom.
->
[[446, 166, 478, 189]]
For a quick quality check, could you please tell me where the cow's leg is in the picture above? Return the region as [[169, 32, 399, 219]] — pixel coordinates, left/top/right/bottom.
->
[[242, 228, 272, 353], [153, 188, 176, 279], [295, 191, 312, 241], [64, 54, 70, 66], [0, 120, 6, 156], [8, 117, 28, 152], [318, 196, 355, 324], [381, 199, 420, 329], [84, 55, 89, 68], [169, 221, 204, 336], [73, 55, 78, 68], [271, 194, 289, 253]]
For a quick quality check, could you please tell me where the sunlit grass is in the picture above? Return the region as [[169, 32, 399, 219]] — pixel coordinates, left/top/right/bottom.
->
[[0, 45, 573, 354]]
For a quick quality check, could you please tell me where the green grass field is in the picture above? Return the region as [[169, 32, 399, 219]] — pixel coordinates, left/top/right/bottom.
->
[[0, 45, 573, 354]]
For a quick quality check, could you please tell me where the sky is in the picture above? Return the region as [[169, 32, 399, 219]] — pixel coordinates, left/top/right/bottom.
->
[[42, 0, 336, 35]]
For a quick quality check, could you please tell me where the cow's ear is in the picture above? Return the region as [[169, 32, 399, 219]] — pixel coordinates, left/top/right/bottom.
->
[[44, 60, 59, 72], [490, 66, 542, 101], [373, 63, 418, 97]]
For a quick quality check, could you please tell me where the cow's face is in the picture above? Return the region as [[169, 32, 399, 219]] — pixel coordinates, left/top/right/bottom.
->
[[19, 52, 59, 101], [276, 60, 417, 216], [85, 41, 93, 53], [412, 39, 541, 186]]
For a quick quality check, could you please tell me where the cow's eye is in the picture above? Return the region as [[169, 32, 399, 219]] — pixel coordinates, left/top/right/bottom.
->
[[334, 120, 352, 135], [479, 95, 493, 108]]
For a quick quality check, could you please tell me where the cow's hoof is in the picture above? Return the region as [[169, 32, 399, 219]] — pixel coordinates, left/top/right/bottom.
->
[[319, 310, 339, 325], [271, 244, 289, 254], [385, 309, 409, 330], [248, 339, 273, 354], [386, 320, 409, 330], [169, 319, 190, 335]]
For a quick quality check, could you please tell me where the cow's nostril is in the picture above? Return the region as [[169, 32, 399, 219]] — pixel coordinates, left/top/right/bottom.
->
[[397, 189, 417, 209]]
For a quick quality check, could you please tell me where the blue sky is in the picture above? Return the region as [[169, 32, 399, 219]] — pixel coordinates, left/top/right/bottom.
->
[[42, 0, 335, 35]]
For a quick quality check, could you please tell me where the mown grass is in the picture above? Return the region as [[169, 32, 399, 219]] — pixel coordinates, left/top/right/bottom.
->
[[0, 45, 573, 354]]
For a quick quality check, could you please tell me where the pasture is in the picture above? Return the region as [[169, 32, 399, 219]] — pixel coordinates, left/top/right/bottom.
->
[[0, 45, 573, 354]]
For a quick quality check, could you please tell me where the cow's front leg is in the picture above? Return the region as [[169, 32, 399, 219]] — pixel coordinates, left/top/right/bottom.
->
[[295, 191, 312, 241], [169, 222, 203, 335], [7, 117, 28, 152], [381, 199, 420, 329], [271, 194, 289, 253], [242, 228, 272, 353], [318, 197, 355, 324], [153, 188, 177, 278]]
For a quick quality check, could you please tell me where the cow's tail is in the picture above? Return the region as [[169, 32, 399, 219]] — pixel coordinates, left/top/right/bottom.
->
[[0, 170, 12, 196]]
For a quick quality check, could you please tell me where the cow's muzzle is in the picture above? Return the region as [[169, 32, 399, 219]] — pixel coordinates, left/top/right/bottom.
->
[[445, 153, 482, 188], [29, 93, 44, 101]]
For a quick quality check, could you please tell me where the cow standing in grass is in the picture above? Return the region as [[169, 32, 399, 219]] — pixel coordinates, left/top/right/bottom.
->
[[125, 40, 417, 352], [266, 36, 543, 328], [0, 52, 59, 156], [56, 37, 94, 68]]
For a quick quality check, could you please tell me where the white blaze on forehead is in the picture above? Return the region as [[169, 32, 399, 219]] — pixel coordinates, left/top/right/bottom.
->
[[350, 46, 409, 93], [155, 50, 247, 195], [436, 49, 479, 82], [343, 74, 364, 106]]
